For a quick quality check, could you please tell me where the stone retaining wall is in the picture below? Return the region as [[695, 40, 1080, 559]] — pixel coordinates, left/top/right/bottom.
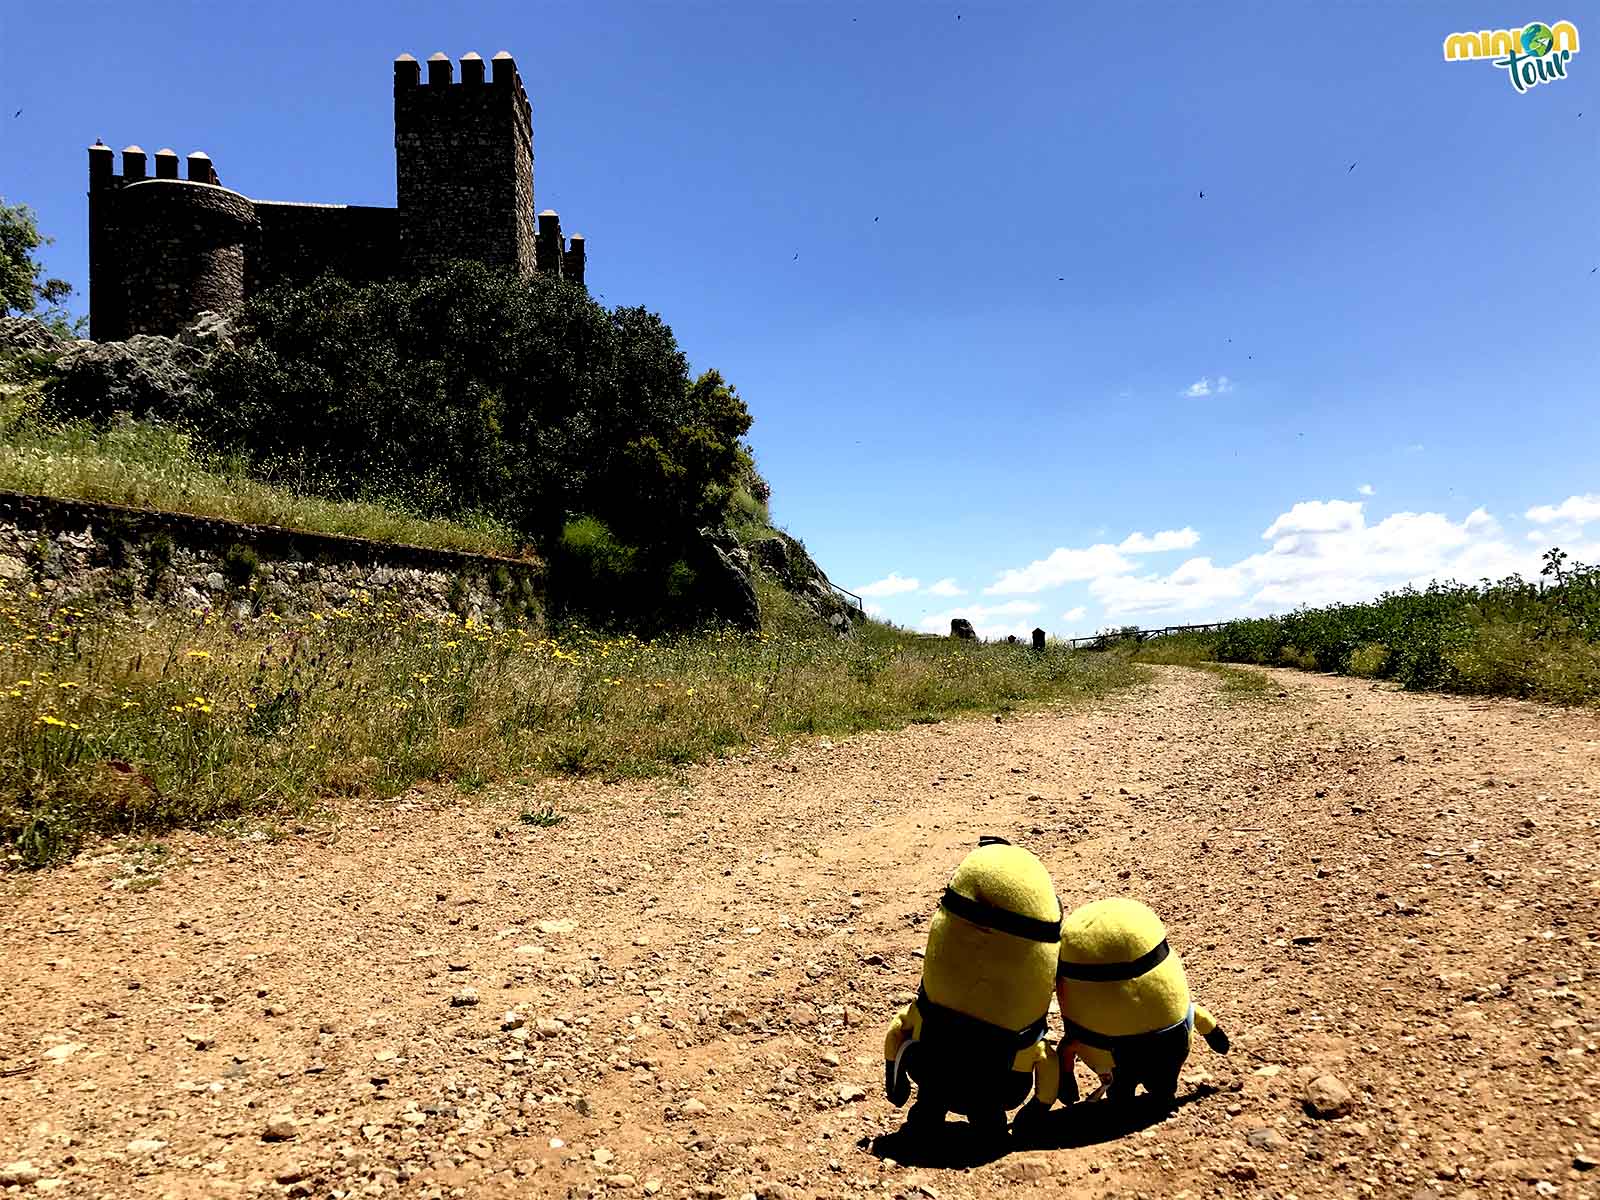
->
[[0, 490, 543, 627]]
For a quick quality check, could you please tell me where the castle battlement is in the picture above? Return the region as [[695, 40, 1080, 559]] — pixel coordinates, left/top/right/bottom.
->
[[88, 50, 584, 342]]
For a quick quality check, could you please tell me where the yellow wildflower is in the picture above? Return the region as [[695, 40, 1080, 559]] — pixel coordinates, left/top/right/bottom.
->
[[185, 650, 212, 660]]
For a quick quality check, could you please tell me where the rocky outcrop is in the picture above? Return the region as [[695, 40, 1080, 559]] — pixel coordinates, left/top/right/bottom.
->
[[43, 313, 234, 429], [0, 316, 80, 359], [690, 527, 761, 632], [746, 530, 859, 634]]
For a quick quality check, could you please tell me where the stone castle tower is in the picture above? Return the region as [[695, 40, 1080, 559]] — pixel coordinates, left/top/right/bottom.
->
[[87, 51, 585, 342]]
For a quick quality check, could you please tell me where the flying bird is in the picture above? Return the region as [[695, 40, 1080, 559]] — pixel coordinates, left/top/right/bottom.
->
[[793, 252, 799, 260], [1348, 161, 1357, 172], [873, 216, 879, 222], [1199, 190, 1205, 199], [12, 109, 19, 118]]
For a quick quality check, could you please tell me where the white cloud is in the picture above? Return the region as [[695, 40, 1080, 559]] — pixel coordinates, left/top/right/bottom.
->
[[925, 578, 966, 597], [855, 572, 920, 597], [1091, 557, 1246, 617], [1183, 376, 1232, 398], [984, 544, 1133, 594], [1061, 606, 1087, 622], [1090, 499, 1552, 621], [1526, 494, 1600, 526], [1118, 527, 1200, 554], [918, 601, 1042, 641], [1358, 484, 1375, 496], [1262, 499, 1364, 538]]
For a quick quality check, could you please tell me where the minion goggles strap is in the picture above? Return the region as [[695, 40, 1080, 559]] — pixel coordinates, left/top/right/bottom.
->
[[940, 888, 1063, 944], [1056, 938, 1170, 982]]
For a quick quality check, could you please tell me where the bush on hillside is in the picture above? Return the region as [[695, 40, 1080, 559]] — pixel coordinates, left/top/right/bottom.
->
[[42, 263, 764, 557]]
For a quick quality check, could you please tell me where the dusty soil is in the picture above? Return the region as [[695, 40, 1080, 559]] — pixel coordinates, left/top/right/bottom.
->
[[2, 666, 1598, 1200]]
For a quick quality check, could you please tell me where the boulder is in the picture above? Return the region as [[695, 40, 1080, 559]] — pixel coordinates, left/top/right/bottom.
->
[[45, 313, 233, 429], [950, 618, 977, 640]]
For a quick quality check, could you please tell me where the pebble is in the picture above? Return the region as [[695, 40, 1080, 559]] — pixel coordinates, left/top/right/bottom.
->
[[1303, 1074, 1354, 1119], [594, 1148, 616, 1167], [679, 1098, 709, 1117], [126, 1138, 167, 1155], [605, 1176, 635, 1189], [0, 1162, 41, 1187], [837, 1083, 866, 1102], [263, 1115, 300, 1141], [451, 988, 480, 1008], [1000, 1158, 1051, 1182], [538, 918, 577, 935], [1247, 1127, 1286, 1151]]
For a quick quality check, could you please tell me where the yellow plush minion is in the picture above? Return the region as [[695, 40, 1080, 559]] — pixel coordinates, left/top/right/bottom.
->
[[883, 837, 1063, 1135], [1055, 897, 1229, 1107]]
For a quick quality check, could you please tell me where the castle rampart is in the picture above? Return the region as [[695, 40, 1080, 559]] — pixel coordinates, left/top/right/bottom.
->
[[87, 51, 585, 342]]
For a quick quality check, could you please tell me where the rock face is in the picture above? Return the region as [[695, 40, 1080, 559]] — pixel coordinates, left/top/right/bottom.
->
[[0, 315, 80, 358], [691, 527, 761, 632], [950, 618, 977, 640], [45, 313, 233, 429], [746, 530, 859, 634]]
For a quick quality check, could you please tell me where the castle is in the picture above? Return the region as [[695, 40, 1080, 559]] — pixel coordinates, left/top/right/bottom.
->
[[87, 51, 585, 342]]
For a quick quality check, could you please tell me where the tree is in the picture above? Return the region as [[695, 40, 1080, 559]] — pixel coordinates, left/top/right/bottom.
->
[[0, 199, 72, 319]]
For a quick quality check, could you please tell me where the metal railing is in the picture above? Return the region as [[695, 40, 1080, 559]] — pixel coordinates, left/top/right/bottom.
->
[[1067, 621, 1229, 648], [828, 582, 865, 614]]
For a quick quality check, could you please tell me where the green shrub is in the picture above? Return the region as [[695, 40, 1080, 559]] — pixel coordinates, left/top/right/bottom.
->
[[221, 543, 259, 590], [1209, 550, 1600, 704], [1348, 642, 1389, 678]]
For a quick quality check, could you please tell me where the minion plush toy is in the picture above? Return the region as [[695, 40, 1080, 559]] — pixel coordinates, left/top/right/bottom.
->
[[1055, 897, 1230, 1107], [882, 837, 1063, 1136]]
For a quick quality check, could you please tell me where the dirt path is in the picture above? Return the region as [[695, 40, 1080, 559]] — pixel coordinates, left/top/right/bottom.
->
[[2, 666, 1598, 1199]]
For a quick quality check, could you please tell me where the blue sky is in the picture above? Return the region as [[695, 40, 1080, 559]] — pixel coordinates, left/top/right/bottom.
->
[[4, 3, 1597, 637]]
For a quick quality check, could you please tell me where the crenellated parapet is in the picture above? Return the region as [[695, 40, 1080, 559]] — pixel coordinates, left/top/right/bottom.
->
[[87, 47, 586, 341], [87, 140, 244, 339]]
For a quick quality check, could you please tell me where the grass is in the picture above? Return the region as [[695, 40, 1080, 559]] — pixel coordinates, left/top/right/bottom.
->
[[0, 574, 1140, 867], [1199, 662, 1272, 697], [0, 380, 527, 559]]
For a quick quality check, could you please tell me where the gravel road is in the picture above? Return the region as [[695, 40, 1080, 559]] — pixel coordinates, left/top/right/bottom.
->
[[2, 666, 1597, 1199]]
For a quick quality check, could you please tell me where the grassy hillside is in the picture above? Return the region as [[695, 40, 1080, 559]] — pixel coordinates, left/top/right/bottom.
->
[[0, 573, 1138, 867], [1, 378, 527, 557]]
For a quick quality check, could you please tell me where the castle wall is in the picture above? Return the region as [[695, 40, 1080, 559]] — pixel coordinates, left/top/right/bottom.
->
[[394, 52, 537, 276], [87, 50, 585, 341], [249, 203, 401, 295], [115, 180, 256, 338]]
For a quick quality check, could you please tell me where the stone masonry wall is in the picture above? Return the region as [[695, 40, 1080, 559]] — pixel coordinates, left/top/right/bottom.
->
[[0, 491, 543, 628], [248, 203, 401, 295]]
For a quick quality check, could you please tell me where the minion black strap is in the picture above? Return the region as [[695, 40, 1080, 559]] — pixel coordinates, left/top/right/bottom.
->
[[917, 986, 1048, 1056], [940, 888, 1063, 944], [1057, 938, 1170, 982]]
